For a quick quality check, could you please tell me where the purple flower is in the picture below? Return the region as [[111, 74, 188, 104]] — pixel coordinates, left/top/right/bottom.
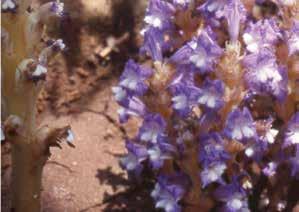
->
[[147, 141, 175, 169], [117, 97, 147, 123], [215, 180, 249, 212], [151, 174, 187, 212], [120, 140, 148, 175], [200, 162, 226, 188], [262, 162, 278, 177], [260, 127, 279, 145], [198, 111, 221, 134], [140, 0, 177, 61], [112, 86, 130, 105], [138, 113, 167, 144], [244, 139, 268, 161], [283, 112, 299, 147], [223, 192, 249, 212], [198, 132, 230, 167], [170, 27, 223, 74], [171, 83, 199, 117], [223, 107, 257, 143], [119, 60, 152, 95], [223, 0, 247, 42], [286, 20, 299, 56], [243, 49, 288, 102], [50, 1, 64, 17], [144, 0, 175, 31], [172, 0, 190, 9], [168, 66, 195, 88], [1, 0, 17, 12], [242, 19, 281, 53], [140, 27, 164, 61], [196, 78, 225, 111], [197, 0, 228, 27]]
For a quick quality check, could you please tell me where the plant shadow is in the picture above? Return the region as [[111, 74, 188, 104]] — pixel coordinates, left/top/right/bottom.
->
[[79, 165, 159, 212]]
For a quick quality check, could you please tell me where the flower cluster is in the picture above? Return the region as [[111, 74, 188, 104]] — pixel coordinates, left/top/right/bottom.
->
[[115, 0, 299, 211]]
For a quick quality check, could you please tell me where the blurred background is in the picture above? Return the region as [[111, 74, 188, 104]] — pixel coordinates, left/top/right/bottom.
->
[[1, 0, 159, 211]]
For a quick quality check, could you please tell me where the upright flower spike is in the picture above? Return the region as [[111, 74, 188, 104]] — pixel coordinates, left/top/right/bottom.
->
[[119, 59, 152, 95], [223, 107, 257, 143], [171, 83, 199, 117], [170, 27, 223, 74], [242, 19, 281, 53], [200, 162, 226, 188], [2, 1, 71, 211], [198, 133, 230, 167], [115, 0, 299, 210], [223, 0, 247, 43], [120, 140, 148, 175], [286, 20, 299, 56], [196, 78, 225, 111], [283, 112, 299, 147], [243, 48, 288, 102]]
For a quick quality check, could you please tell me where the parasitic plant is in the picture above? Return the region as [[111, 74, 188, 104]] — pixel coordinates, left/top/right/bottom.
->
[[1, 0, 74, 211], [114, 0, 299, 211]]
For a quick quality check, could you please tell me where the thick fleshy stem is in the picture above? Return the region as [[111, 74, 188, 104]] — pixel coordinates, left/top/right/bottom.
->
[[2, 1, 72, 212]]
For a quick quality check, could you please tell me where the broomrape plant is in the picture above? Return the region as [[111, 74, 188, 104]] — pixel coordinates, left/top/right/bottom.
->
[[1, 1, 74, 211], [114, 0, 299, 211]]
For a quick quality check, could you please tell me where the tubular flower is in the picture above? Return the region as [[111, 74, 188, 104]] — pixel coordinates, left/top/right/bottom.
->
[[171, 83, 199, 117], [138, 113, 167, 144], [223, 107, 257, 143], [151, 174, 187, 212], [200, 162, 226, 188], [196, 78, 224, 111], [243, 49, 288, 102], [120, 140, 148, 175], [223, 0, 247, 43], [243, 19, 281, 53], [171, 27, 223, 74], [198, 133, 230, 167]]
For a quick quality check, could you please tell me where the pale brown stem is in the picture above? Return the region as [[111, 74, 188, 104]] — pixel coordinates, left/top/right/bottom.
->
[[11, 141, 46, 212]]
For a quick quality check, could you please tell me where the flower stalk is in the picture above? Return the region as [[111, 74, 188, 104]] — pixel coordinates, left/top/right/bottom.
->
[[1, 1, 73, 211]]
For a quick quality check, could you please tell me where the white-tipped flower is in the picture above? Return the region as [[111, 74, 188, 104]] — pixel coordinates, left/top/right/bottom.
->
[[1, 0, 17, 12]]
